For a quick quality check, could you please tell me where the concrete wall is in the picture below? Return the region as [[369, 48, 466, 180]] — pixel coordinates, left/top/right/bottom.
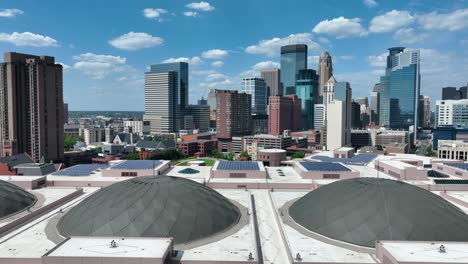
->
[[101, 162, 170, 177], [292, 162, 360, 179], [375, 160, 428, 181], [433, 163, 468, 179]]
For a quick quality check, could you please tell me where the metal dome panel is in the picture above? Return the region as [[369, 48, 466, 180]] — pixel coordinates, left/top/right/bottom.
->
[[0, 180, 36, 219], [289, 178, 468, 248]]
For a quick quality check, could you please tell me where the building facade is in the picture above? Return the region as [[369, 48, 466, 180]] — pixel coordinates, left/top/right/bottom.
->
[[318, 51, 333, 103], [280, 44, 307, 95], [379, 47, 420, 134], [241, 78, 268, 115], [216, 90, 252, 145], [0, 52, 64, 162], [261, 68, 281, 97], [268, 95, 301, 135], [442, 86, 468, 100], [436, 100, 468, 127], [144, 62, 188, 133], [185, 105, 210, 131], [314, 104, 325, 130], [295, 69, 318, 130]]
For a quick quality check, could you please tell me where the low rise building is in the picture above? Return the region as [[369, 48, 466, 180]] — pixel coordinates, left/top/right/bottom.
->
[[257, 149, 287, 167], [177, 140, 217, 157], [438, 140, 468, 161], [293, 161, 359, 179], [375, 159, 427, 180]]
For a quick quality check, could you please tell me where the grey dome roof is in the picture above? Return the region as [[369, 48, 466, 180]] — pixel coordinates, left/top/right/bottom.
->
[[57, 176, 240, 245], [289, 178, 468, 248], [0, 180, 36, 219]]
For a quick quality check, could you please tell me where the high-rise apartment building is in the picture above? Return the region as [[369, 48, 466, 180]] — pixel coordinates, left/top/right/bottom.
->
[[379, 47, 420, 135], [241, 78, 268, 115], [0, 52, 64, 162], [318, 51, 333, 103], [261, 68, 281, 97], [216, 90, 252, 139], [436, 100, 468, 127], [280, 44, 307, 95], [144, 62, 188, 133], [268, 95, 301, 135], [295, 69, 318, 130]]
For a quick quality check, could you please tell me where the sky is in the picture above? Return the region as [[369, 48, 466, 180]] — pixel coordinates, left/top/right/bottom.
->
[[0, 0, 467, 111]]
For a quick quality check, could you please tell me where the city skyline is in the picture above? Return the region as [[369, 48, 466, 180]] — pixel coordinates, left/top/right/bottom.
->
[[0, 0, 467, 110]]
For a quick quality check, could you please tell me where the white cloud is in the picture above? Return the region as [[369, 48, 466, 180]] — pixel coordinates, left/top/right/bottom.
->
[[417, 8, 468, 31], [0, 32, 58, 47], [212, 61, 224, 67], [338, 55, 354, 60], [369, 10, 414, 33], [0, 8, 23, 17], [201, 49, 229, 59], [318, 37, 330, 44], [206, 73, 228, 81], [367, 52, 387, 68], [72, 53, 128, 79], [199, 78, 233, 89], [186, 1, 215, 11], [245, 33, 320, 57], [183, 11, 198, 17], [143, 8, 167, 21], [241, 61, 280, 77], [312, 17, 368, 39], [363, 0, 378, 8], [57, 62, 71, 70], [161, 56, 203, 65], [109, 32, 163, 50], [393, 28, 428, 44]]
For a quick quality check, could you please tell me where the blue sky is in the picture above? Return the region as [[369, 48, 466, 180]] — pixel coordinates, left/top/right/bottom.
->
[[0, 0, 467, 111]]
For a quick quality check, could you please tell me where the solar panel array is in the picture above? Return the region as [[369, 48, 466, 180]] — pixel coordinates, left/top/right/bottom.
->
[[300, 162, 351, 172], [434, 179, 468, 185], [311, 154, 378, 166], [443, 163, 468, 171], [217, 161, 260, 171], [51, 164, 109, 177], [110, 160, 162, 170]]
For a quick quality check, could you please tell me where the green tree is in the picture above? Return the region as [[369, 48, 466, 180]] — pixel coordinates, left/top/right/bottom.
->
[[226, 152, 235, 161], [124, 153, 140, 160], [426, 144, 437, 157], [239, 151, 251, 161], [375, 145, 384, 151], [291, 151, 305, 159]]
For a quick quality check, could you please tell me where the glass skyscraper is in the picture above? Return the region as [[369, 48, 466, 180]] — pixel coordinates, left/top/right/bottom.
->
[[295, 69, 318, 129], [241, 77, 268, 115], [378, 47, 420, 132], [280, 44, 307, 95], [145, 62, 189, 132]]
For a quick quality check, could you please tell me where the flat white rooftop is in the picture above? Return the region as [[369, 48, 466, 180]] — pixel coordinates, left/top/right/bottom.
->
[[378, 241, 468, 263], [47, 236, 172, 258]]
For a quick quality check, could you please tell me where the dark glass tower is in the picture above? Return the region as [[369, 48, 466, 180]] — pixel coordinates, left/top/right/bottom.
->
[[280, 44, 307, 95], [295, 69, 318, 129]]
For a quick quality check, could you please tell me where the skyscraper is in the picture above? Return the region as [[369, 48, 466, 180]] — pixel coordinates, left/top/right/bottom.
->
[[241, 78, 268, 115], [370, 84, 381, 125], [280, 44, 307, 95], [314, 104, 325, 130], [379, 47, 420, 135], [318, 51, 333, 103], [0, 52, 64, 162], [268, 95, 301, 135], [295, 69, 318, 129], [442, 86, 468, 100], [184, 105, 210, 131], [261, 68, 281, 97], [64, 103, 69, 125], [145, 62, 189, 132]]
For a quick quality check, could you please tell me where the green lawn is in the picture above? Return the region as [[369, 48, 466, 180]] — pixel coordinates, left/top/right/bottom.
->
[[178, 158, 216, 166]]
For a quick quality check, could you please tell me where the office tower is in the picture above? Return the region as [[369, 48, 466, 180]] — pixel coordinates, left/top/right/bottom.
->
[[318, 51, 333, 103], [251, 114, 268, 134], [436, 99, 468, 127], [334, 81, 352, 145], [0, 52, 64, 162], [143, 72, 177, 133], [442, 86, 468, 100], [314, 104, 325, 130], [323, 76, 337, 120], [280, 44, 307, 95], [144, 62, 188, 133], [326, 101, 347, 150], [185, 105, 210, 131], [418, 95, 431, 128], [197, 97, 208, 106], [370, 84, 381, 125], [261, 68, 281, 96], [268, 95, 301, 135], [355, 97, 368, 107], [351, 101, 362, 128], [295, 69, 319, 130], [241, 78, 268, 115], [207, 89, 217, 128], [64, 103, 69, 125], [216, 90, 252, 139], [379, 47, 420, 135]]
